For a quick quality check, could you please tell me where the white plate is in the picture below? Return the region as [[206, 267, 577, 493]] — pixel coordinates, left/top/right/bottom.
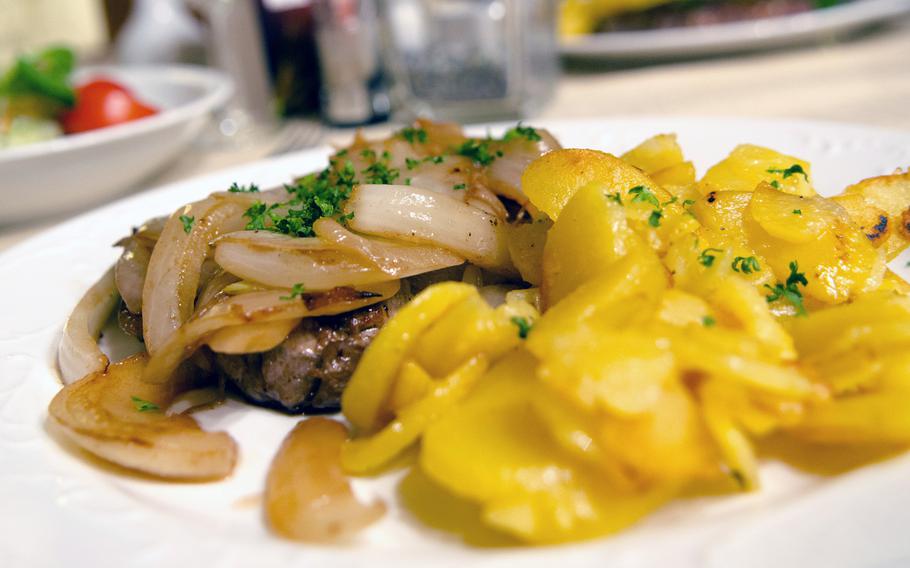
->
[[0, 65, 233, 224], [3, 117, 910, 568], [560, 0, 910, 59]]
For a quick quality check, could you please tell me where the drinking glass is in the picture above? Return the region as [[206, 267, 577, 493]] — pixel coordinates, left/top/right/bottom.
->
[[376, 0, 559, 122]]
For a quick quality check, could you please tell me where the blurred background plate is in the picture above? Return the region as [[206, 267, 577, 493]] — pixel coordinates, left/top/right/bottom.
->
[[0, 64, 232, 224], [560, 0, 910, 59]]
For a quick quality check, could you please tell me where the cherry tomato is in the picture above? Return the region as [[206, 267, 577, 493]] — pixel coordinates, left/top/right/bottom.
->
[[61, 78, 157, 134]]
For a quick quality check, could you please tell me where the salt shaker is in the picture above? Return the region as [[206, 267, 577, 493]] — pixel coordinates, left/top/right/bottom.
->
[[313, 0, 392, 126]]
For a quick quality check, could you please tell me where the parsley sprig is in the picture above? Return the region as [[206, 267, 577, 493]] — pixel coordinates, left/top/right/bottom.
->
[[767, 164, 809, 182], [179, 215, 194, 234], [503, 123, 542, 142], [399, 126, 428, 144], [699, 248, 723, 268], [732, 256, 761, 274], [228, 182, 260, 193], [131, 396, 160, 413], [456, 138, 502, 166], [510, 316, 533, 339], [764, 261, 809, 315], [280, 283, 306, 301]]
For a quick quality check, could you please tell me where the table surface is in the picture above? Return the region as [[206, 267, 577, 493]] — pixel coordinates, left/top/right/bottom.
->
[[2, 17, 909, 253]]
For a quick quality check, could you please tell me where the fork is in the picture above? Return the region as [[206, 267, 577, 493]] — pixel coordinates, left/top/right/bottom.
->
[[267, 120, 325, 156]]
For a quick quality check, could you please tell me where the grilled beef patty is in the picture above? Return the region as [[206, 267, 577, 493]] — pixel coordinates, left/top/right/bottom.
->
[[213, 301, 393, 414]]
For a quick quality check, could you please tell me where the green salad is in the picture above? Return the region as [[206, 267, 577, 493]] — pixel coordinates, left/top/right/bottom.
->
[[0, 46, 76, 148]]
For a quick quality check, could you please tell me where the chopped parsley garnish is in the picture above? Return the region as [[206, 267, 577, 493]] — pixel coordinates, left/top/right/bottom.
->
[[764, 261, 809, 315], [702, 316, 716, 327], [699, 247, 723, 268], [503, 123, 542, 142], [767, 164, 809, 182], [628, 185, 660, 208], [662, 196, 678, 206], [510, 316, 533, 339], [405, 157, 421, 170], [732, 256, 761, 274], [179, 215, 194, 234], [648, 210, 663, 227], [427, 155, 445, 165], [453, 183, 466, 190], [770, 180, 781, 189], [361, 160, 400, 185], [682, 199, 696, 207], [244, 159, 358, 237], [335, 149, 348, 158], [456, 138, 498, 166], [793, 209, 802, 215], [228, 182, 260, 193], [131, 396, 160, 413], [399, 126, 428, 144], [360, 148, 377, 160], [607, 192, 623, 205], [280, 283, 306, 301]]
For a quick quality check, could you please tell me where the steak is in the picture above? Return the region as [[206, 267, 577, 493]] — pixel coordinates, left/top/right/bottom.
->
[[213, 287, 413, 414]]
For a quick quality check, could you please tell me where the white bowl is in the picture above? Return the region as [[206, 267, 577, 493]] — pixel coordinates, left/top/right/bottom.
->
[[0, 65, 233, 224]]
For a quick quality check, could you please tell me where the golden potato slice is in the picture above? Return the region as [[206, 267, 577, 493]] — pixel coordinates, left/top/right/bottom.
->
[[533, 328, 674, 416], [843, 170, 910, 259], [342, 282, 475, 433], [652, 161, 696, 188], [342, 356, 488, 474], [521, 149, 655, 221], [541, 182, 655, 306], [621, 134, 685, 174], [701, 144, 814, 197], [743, 188, 886, 305], [748, 184, 828, 244], [420, 352, 675, 544]]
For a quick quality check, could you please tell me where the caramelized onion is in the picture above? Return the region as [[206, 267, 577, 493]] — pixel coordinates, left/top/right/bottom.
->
[[49, 354, 238, 480], [265, 418, 385, 542], [58, 267, 119, 385], [313, 218, 464, 276], [345, 184, 513, 271], [207, 318, 302, 354], [143, 280, 400, 384], [485, 128, 561, 205], [142, 197, 247, 354], [214, 231, 391, 290]]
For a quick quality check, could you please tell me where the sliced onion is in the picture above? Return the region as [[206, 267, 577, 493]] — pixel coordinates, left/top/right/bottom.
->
[[211, 186, 289, 206], [58, 267, 119, 385], [143, 280, 400, 385], [115, 237, 152, 314], [265, 417, 385, 542], [214, 231, 391, 290], [313, 218, 464, 277], [196, 268, 240, 310], [485, 128, 561, 205], [345, 184, 513, 272], [142, 197, 248, 354], [49, 354, 238, 480], [207, 318, 301, 354], [166, 387, 224, 416]]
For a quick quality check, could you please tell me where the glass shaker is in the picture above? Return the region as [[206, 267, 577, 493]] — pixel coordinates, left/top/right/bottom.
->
[[376, 0, 559, 123]]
